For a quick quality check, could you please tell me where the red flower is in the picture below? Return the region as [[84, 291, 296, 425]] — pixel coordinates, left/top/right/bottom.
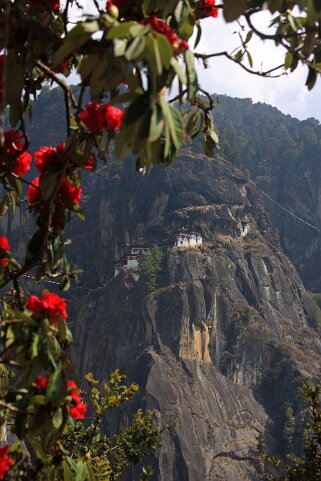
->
[[59, 177, 82, 205], [148, 16, 189, 51], [53, 59, 70, 74], [197, 0, 219, 19], [26, 292, 67, 323], [1, 131, 31, 177], [34, 145, 63, 174], [67, 381, 87, 419], [0, 236, 10, 268], [0, 446, 12, 480], [50, 0, 60, 12], [35, 374, 49, 389], [12, 151, 32, 177], [102, 104, 124, 131], [80, 102, 124, 133], [27, 177, 41, 207], [83, 154, 95, 171], [80, 101, 104, 132]]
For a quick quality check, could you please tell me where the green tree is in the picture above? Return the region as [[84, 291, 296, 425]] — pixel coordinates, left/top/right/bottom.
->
[[266, 382, 321, 481], [140, 246, 162, 293]]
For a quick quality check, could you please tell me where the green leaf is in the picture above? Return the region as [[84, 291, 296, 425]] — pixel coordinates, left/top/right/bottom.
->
[[184, 50, 197, 101], [63, 460, 74, 481], [223, 0, 247, 22], [124, 94, 151, 125], [30, 334, 39, 359], [284, 51, 293, 70], [54, 21, 99, 66], [194, 23, 202, 49], [245, 30, 253, 43], [75, 463, 87, 481], [149, 106, 163, 142], [170, 57, 187, 85], [0, 194, 10, 216], [246, 51, 253, 68], [155, 33, 172, 69], [26, 229, 44, 261], [27, 436, 48, 463], [114, 38, 128, 57], [39, 172, 60, 202], [52, 408, 63, 429], [5, 50, 24, 105], [46, 365, 65, 403], [146, 36, 162, 75], [159, 96, 183, 149], [77, 54, 100, 80], [306, 66, 317, 90], [106, 21, 138, 39], [125, 36, 146, 61]]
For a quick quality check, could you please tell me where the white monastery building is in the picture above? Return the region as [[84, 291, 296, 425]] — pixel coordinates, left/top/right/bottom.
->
[[175, 232, 203, 248]]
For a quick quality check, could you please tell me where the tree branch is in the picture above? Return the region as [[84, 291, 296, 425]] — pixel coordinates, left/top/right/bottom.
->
[[36, 60, 77, 109], [194, 51, 286, 78]]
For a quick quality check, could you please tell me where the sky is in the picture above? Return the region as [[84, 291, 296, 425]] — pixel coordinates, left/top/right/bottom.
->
[[76, 1, 321, 122], [195, 12, 321, 122]]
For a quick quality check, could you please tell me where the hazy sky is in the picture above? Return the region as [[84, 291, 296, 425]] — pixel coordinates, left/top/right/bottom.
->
[[196, 13, 321, 122]]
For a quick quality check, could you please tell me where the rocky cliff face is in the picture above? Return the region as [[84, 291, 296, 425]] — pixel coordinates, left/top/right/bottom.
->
[[67, 150, 321, 480], [3, 90, 321, 479]]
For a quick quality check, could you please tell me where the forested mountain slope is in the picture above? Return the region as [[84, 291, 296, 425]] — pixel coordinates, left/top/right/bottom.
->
[[211, 97, 321, 290]]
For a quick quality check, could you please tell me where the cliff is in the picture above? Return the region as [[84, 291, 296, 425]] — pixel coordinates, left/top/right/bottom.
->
[[3, 91, 321, 480], [68, 150, 321, 480]]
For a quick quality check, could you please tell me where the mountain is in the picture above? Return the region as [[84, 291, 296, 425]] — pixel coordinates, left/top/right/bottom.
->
[[211, 96, 321, 291], [68, 149, 321, 480], [3, 89, 321, 480]]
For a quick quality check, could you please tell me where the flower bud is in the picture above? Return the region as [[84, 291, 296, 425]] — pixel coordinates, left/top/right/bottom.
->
[[107, 4, 119, 19]]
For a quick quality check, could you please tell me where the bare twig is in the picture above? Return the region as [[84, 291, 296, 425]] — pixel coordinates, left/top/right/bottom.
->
[[194, 51, 286, 78], [36, 60, 77, 108]]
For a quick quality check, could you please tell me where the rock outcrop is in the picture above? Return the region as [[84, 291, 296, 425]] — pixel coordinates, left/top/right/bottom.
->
[[68, 150, 321, 480], [3, 90, 321, 480]]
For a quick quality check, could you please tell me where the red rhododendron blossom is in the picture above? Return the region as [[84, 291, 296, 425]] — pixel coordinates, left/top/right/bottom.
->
[[197, 0, 219, 18], [80, 102, 124, 133], [50, 0, 60, 12], [79, 101, 104, 132], [67, 380, 87, 419], [26, 292, 67, 323], [0, 446, 12, 480], [59, 177, 82, 205], [83, 154, 95, 171], [102, 104, 124, 131], [0, 236, 10, 268], [34, 145, 64, 173], [27, 177, 41, 207], [35, 374, 49, 389], [12, 151, 32, 177], [148, 16, 189, 51], [1, 131, 32, 177]]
